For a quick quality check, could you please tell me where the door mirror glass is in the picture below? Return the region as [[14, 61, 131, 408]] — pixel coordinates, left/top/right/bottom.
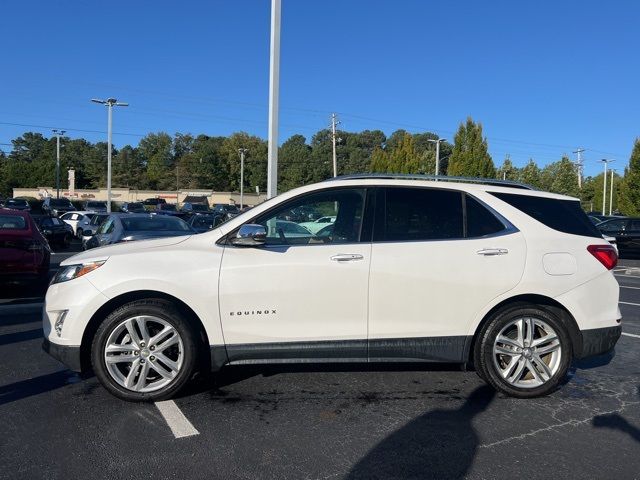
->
[[231, 224, 267, 247]]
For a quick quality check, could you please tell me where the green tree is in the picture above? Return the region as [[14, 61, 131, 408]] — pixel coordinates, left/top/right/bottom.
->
[[497, 157, 518, 181], [618, 139, 640, 215], [139, 133, 174, 190], [279, 135, 312, 191], [549, 156, 580, 197], [447, 118, 495, 178]]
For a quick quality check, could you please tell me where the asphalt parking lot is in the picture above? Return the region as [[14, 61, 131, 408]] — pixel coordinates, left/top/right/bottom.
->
[[1, 250, 639, 479]]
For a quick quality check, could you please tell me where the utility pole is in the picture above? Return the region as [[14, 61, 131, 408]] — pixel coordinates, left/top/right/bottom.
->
[[599, 159, 614, 215], [609, 169, 615, 216], [52, 129, 66, 198], [91, 98, 128, 213], [573, 147, 585, 189], [427, 137, 446, 176], [238, 148, 248, 209], [267, 0, 281, 199], [330, 113, 341, 177]]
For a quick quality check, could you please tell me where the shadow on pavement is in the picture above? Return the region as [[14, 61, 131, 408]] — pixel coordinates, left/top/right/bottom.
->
[[0, 328, 43, 346], [593, 413, 640, 443], [0, 370, 80, 406], [346, 385, 495, 480]]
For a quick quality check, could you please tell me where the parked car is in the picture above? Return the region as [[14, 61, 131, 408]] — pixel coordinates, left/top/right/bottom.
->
[[42, 197, 75, 217], [596, 217, 640, 257], [188, 213, 225, 233], [43, 175, 620, 402], [3, 198, 32, 212], [84, 213, 193, 250], [82, 200, 108, 213], [0, 209, 50, 284], [155, 203, 181, 216], [120, 202, 146, 214], [59, 211, 96, 238], [143, 198, 167, 211], [81, 213, 110, 249], [213, 203, 240, 220], [299, 215, 336, 234], [34, 215, 73, 248], [181, 202, 211, 215]]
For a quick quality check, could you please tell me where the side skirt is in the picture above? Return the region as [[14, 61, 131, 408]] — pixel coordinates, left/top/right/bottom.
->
[[211, 336, 470, 371]]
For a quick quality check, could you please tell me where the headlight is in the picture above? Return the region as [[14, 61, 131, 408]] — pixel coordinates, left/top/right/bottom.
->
[[52, 261, 106, 284]]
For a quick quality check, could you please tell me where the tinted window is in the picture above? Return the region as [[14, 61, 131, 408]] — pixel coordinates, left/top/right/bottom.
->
[[0, 215, 27, 229], [97, 219, 114, 234], [253, 188, 365, 245], [490, 192, 602, 238], [50, 199, 73, 207], [7, 199, 27, 206], [630, 220, 640, 231], [465, 195, 506, 237], [191, 204, 209, 212], [598, 219, 627, 232], [160, 204, 177, 211], [376, 187, 463, 241]]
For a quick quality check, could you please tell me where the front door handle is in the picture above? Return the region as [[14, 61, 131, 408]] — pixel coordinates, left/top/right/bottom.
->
[[477, 248, 508, 256], [330, 253, 364, 262]]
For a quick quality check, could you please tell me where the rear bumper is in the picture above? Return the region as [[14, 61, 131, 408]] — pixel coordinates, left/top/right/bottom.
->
[[42, 338, 82, 372], [577, 325, 622, 359]]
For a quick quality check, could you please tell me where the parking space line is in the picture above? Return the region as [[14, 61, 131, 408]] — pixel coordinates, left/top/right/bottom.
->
[[622, 332, 640, 339], [619, 301, 640, 307], [155, 400, 199, 439], [620, 286, 640, 290]]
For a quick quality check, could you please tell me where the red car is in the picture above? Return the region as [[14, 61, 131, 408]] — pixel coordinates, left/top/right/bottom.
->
[[0, 209, 50, 284]]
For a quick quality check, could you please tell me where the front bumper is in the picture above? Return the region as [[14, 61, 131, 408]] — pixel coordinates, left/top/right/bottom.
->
[[577, 325, 622, 359], [42, 338, 82, 371]]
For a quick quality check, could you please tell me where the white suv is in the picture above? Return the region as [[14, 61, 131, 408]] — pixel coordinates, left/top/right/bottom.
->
[[42, 175, 622, 401]]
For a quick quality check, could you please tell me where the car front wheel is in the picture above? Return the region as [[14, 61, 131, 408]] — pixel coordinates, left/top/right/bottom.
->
[[475, 306, 572, 398], [91, 299, 198, 401]]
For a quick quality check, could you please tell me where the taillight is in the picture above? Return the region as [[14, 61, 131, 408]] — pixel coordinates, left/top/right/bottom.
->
[[587, 244, 618, 270]]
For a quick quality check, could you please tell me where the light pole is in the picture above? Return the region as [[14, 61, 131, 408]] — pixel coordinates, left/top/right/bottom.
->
[[238, 148, 248, 209], [52, 129, 66, 198], [599, 159, 614, 215], [609, 169, 616, 216], [267, 0, 281, 198], [427, 137, 446, 176], [91, 98, 128, 213]]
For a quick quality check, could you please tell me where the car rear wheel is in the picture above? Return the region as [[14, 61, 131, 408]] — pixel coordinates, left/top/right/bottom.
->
[[474, 306, 572, 398], [91, 299, 198, 401]]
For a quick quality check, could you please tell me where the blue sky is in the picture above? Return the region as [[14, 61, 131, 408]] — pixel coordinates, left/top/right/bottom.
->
[[2, 0, 638, 177]]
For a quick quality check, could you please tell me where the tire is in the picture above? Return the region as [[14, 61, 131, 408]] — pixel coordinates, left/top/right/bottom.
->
[[91, 299, 199, 402], [474, 305, 572, 398]]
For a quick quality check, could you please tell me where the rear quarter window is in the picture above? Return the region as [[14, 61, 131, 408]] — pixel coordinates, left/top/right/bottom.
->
[[490, 192, 602, 238]]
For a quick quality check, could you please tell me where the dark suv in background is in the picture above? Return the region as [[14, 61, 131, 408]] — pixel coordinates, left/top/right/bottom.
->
[[42, 197, 75, 217]]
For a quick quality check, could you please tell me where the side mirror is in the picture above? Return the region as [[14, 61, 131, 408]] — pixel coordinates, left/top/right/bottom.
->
[[230, 224, 266, 247]]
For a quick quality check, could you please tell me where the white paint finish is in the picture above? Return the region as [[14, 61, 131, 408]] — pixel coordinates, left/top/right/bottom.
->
[[622, 332, 640, 339], [542, 252, 577, 276], [219, 243, 371, 343], [368, 233, 527, 338], [155, 400, 199, 438]]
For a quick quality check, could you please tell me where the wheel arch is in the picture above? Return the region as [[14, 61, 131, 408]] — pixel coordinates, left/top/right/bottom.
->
[[466, 293, 582, 365], [79, 290, 212, 373]]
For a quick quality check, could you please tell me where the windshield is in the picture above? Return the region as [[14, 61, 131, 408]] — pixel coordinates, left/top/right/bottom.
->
[[0, 215, 27, 229], [160, 204, 177, 211], [50, 199, 73, 207], [127, 203, 144, 210], [6, 199, 28, 207], [90, 214, 109, 226], [122, 216, 191, 232]]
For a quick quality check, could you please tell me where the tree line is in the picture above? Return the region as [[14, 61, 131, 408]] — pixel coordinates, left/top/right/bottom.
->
[[1, 117, 639, 215]]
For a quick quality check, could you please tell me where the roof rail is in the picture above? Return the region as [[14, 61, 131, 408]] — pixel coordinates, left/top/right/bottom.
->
[[325, 173, 535, 190]]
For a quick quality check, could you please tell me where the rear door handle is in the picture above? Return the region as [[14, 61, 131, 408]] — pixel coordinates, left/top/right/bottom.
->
[[477, 248, 508, 256], [330, 254, 364, 262]]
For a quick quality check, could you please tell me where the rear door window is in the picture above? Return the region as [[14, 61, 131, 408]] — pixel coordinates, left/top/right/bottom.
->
[[465, 195, 507, 237], [375, 187, 464, 241]]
